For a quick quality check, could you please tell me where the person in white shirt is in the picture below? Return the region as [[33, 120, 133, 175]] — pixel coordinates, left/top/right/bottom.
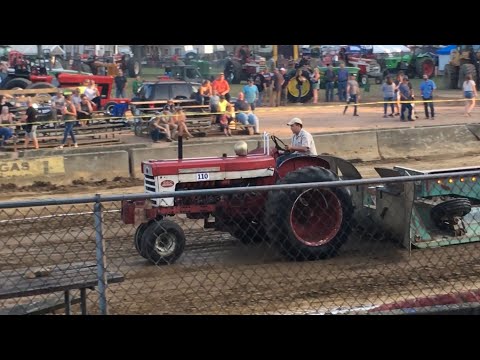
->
[[463, 74, 478, 116], [277, 117, 317, 166]]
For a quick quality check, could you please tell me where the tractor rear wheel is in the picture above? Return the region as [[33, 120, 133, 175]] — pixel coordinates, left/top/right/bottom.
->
[[443, 64, 458, 89], [264, 166, 354, 261], [3, 77, 31, 90], [127, 58, 141, 78], [141, 219, 186, 265], [416, 57, 435, 78]]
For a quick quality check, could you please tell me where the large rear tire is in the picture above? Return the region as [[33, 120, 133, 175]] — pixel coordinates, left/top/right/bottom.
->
[[443, 64, 458, 89], [127, 58, 141, 78], [141, 219, 186, 265], [264, 166, 354, 261], [416, 57, 435, 78], [3, 77, 32, 90]]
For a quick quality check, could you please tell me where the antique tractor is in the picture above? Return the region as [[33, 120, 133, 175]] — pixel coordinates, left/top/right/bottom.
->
[[121, 134, 357, 265]]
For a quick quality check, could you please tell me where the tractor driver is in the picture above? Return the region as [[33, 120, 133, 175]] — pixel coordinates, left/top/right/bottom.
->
[[276, 117, 317, 166]]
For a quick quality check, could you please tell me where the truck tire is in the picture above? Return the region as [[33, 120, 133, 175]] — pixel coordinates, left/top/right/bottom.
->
[[443, 64, 458, 89], [264, 166, 354, 261], [416, 57, 435, 78], [127, 58, 141, 78], [3, 77, 32, 90], [431, 198, 471, 232], [141, 219, 186, 265], [458, 63, 477, 89]]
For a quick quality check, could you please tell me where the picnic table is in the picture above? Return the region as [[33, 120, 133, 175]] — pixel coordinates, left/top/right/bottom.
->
[[0, 262, 124, 315]]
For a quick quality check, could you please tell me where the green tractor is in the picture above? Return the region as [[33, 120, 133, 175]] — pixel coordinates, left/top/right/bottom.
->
[[376, 46, 437, 79]]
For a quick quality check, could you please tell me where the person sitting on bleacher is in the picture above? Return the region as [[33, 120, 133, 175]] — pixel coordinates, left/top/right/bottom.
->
[[234, 92, 260, 135], [0, 106, 16, 149], [76, 94, 93, 127]]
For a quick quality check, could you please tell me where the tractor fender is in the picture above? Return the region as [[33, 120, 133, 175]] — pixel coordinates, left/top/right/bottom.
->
[[277, 155, 331, 179]]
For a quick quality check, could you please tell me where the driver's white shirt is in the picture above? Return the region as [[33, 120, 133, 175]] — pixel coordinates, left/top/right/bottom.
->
[[291, 129, 317, 155]]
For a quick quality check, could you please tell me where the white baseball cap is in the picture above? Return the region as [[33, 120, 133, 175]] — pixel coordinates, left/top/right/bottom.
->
[[287, 117, 303, 126]]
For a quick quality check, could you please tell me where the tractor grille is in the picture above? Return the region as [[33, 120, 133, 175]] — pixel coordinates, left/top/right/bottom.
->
[[144, 174, 161, 206]]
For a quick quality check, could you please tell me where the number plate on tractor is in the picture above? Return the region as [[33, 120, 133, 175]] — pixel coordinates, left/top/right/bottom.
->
[[196, 173, 210, 181]]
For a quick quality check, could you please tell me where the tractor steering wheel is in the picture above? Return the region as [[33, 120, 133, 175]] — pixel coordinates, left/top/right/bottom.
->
[[271, 135, 289, 153]]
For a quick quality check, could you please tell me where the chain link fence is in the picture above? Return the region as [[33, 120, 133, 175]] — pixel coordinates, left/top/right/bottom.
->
[[2, 170, 480, 315]]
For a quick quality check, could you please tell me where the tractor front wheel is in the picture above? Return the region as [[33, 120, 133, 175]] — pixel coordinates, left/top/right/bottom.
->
[[265, 166, 354, 261], [141, 219, 186, 265]]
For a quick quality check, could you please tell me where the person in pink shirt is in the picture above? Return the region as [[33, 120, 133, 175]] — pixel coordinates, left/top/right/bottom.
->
[[211, 73, 231, 101]]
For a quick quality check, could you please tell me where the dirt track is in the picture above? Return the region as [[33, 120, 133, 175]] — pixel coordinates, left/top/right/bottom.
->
[[2, 103, 480, 314]]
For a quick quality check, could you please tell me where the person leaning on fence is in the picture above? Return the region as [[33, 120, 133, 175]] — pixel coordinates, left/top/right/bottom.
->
[[22, 98, 39, 150], [463, 74, 478, 117], [56, 93, 78, 149], [276, 117, 317, 167]]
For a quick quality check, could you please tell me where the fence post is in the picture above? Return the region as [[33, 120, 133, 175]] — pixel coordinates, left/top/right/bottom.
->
[[93, 194, 108, 315]]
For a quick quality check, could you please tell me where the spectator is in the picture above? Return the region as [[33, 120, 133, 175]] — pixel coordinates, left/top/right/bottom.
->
[[343, 74, 360, 116], [51, 91, 65, 121], [84, 80, 101, 109], [271, 68, 284, 107], [381, 76, 395, 118], [114, 69, 128, 98], [217, 95, 230, 124], [76, 94, 93, 127], [164, 99, 176, 113], [311, 68, 320, 104], [234, 92, 260, 134], [253, 70, 266, 107], [420, 74, 437, 119], [324, 64, 335, 102], [337, 63, 349, 101], [276, 117, 317, 166], [463, 74, 477, 116], [398, 77, 413, 121], [393, 73, 404, 116], [263, 69, 273, 106], [132, 75, 143, 96], [198, 80, 212, 105], [149, 107, 177, 142], [0, 106, 15, 148], [159, 106, 177, 140], [0, 95, 14, 109], [279, 68, 289, 106], [174, 108, 193, 139], [242, 78, 259, 111], [71, 88, 82, 108], [211, 73, 231, 101], [22, 98, 39, 150], [56, 93, 78, 149], [209, 90, 220, 124]]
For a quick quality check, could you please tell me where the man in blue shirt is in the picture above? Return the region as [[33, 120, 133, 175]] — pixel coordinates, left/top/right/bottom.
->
[[419, 74, 437, 119], [242, 79, 259, 110], [399, 77, 413, 121]]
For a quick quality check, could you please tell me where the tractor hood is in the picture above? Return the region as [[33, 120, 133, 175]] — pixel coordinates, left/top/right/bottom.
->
[[143, 155, 275, 177]]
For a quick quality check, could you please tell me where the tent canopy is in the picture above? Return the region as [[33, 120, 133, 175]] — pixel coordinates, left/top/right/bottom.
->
[[371, 45, 411, 54], [9, 45, 66, 56], [436, 45, 456, 55]]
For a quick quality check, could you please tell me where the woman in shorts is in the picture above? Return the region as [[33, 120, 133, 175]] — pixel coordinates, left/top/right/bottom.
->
[[463, 74, 478, 116]]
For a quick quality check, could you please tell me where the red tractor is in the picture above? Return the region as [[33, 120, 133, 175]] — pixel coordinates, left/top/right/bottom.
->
[[121, 134, 357, 265]]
